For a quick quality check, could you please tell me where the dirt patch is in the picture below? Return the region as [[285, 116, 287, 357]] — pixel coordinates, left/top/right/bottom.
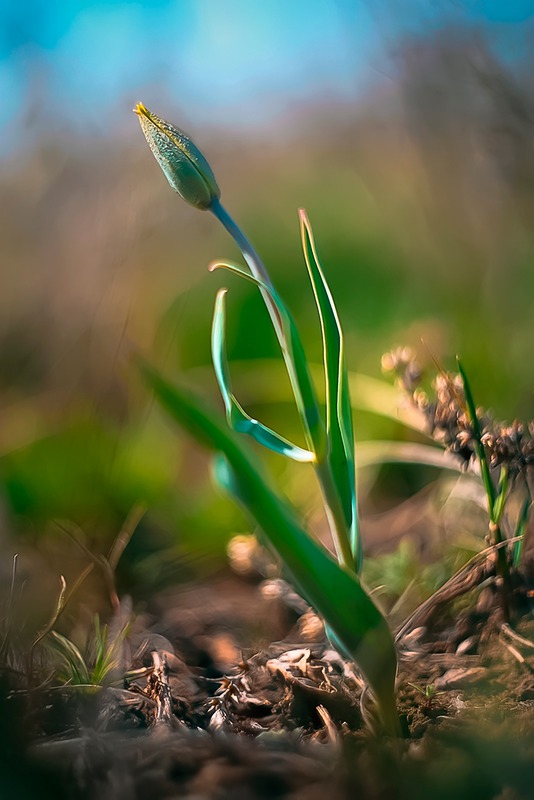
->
[[3, 569, 534, 799]]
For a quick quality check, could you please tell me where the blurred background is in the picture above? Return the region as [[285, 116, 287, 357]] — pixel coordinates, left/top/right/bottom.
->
[[0, 0, 533, 614]]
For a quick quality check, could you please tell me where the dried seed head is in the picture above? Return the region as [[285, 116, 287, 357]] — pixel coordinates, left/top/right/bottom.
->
[[413, 389, 429, 410], [134, 102, 220, 210], [381, 346, 421, 392], [482, 419, 531, 472], [384, 345, 534, 477]]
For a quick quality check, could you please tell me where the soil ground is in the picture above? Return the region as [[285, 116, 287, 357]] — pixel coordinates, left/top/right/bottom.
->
[[3, 566, 534, 800]]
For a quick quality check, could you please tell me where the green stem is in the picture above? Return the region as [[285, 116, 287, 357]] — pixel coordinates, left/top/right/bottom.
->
[[211, 200, 315, 445], [316, 459, 356, 570], [457, 359, 510, 601], [210, 199, 355, 571], [211, 199, 274, 288]]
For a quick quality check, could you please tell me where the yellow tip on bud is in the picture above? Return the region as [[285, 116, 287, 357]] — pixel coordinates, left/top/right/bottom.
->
[[133, 102, 148, 117]]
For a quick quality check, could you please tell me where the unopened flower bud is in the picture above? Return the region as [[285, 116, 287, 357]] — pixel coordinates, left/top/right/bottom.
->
[[134, 102, 220, 210]]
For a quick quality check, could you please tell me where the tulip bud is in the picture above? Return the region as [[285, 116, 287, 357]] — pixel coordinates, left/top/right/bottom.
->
[[134, 102, 220, 210]]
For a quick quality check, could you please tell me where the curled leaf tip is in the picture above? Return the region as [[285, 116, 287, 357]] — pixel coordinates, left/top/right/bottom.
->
[[135, 103, 220, 210]]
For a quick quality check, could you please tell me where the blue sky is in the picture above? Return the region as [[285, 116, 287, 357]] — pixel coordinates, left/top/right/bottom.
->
[[1, 0, 532, 151]]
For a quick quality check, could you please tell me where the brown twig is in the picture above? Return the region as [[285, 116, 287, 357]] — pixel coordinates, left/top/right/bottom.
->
[[395, 542, 513, 646], [147, 650, 174, 726]]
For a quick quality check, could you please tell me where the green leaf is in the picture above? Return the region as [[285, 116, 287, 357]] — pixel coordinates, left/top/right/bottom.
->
[[355, 440, 464, 471], [48, 631, 91, 686], [211, 288, 315, 462], [513, 496, 531, 568], [492, 467, 509, 525], [209, 259, 272, 290], [299, 210, 360, 570], [457, 359, 499, 523], [457, 358, 510, 588], [140, 361, 400, 736], [209, 259, 326, 460], [181, 360, 428, 435]]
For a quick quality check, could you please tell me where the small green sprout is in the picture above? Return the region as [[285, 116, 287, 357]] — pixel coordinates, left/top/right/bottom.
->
[[136, 104, 400, 736], [407, 682, 443, 715], [407, 682, 441, 701], [48, 615, 130, 688]]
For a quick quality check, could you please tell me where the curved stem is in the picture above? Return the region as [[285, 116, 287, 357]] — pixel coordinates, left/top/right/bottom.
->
[[209, 199, 355, 572], [211, 199, 273, 288]]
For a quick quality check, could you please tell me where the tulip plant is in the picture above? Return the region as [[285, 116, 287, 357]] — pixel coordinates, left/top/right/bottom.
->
[[134, 103, 400, 736]]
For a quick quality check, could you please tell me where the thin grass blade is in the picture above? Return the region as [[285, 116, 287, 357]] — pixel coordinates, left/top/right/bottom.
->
[[457, 359, 499, 527], [492, 467, 509, 525], [48, 631, 91, 686], [457, 357, 510, 591], [513, 496, 531, 568], [91, 617, 107, 683]]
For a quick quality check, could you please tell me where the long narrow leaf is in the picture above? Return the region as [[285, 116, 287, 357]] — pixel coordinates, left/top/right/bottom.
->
[[211, 288, 315, 463], [48, 631, 91, 686], [209, 259, 326, 461], [513, 495, 531, 568], [140, 361, 400, 735], [182, 360, 427, 434], [457, 358, 510, 588], [300, 210, 359, 570], [355, 440, 464, 471], [209, 259, 272, 290], [492, 467, 509, 525], [457, 359, 499, 528]]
